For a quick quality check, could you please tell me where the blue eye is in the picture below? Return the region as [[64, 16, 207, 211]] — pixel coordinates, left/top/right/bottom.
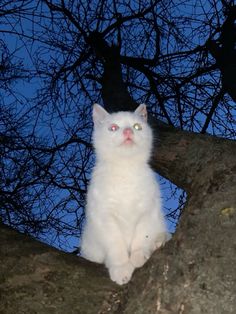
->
[[108, 124, 119, 131], [133, 123, 142, 130]]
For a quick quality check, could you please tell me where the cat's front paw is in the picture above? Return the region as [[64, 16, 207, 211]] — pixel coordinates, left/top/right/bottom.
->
[[130, 249, 149, 268], [109, 262, 134, 285]]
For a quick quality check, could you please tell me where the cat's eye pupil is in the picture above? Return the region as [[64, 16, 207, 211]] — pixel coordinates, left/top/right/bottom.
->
[[133, 123, 142, 130], [109, 124, 119, 131]]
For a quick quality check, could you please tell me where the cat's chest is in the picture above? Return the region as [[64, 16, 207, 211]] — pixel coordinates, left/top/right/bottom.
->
[[92, 164, 155, 205], [96, 164, 147, 184]]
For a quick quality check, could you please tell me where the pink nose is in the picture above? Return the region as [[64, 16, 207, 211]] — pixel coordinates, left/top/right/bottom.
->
[[123, 127, 133, 137]]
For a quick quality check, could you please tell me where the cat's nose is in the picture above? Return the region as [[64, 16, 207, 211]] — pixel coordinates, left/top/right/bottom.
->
[[123, 127, 133, 137]]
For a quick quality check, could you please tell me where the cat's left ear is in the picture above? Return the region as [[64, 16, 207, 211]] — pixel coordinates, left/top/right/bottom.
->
[[93, 104, 109, 125], [135, 104, 147, 122]]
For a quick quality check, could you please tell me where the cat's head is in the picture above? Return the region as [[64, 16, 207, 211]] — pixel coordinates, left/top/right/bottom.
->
[[92, 104, 153, 162]]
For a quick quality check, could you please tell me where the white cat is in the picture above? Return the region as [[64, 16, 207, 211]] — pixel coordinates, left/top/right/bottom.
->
[[81, 104, 171, 285]]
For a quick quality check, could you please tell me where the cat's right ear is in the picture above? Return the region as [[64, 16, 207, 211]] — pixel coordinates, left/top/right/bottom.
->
[[93, 104, 109, 125]]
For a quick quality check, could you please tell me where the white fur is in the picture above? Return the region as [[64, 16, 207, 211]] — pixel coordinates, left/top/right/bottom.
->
[[81, 104, 171, 285]]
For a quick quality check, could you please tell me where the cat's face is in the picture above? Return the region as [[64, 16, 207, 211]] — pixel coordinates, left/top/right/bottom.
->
[[92, 104, 153, 162]]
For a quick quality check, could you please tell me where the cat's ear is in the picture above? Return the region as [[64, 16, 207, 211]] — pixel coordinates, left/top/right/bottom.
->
[[135, 104, 147, 122], [93, 104, 109, 125]]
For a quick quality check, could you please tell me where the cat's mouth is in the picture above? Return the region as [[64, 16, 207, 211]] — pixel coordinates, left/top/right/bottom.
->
[[122, 138, 135, 145]]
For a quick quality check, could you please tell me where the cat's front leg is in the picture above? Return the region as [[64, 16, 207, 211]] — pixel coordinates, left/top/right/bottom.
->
[[102, 222, 135, 285]]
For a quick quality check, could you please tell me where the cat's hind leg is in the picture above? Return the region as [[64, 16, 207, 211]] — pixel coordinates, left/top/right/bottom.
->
[[80, 228, 105, 264], [129, 232, 150, 268], [130, 213, 170, 268], [153, 232, 172, 250]]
